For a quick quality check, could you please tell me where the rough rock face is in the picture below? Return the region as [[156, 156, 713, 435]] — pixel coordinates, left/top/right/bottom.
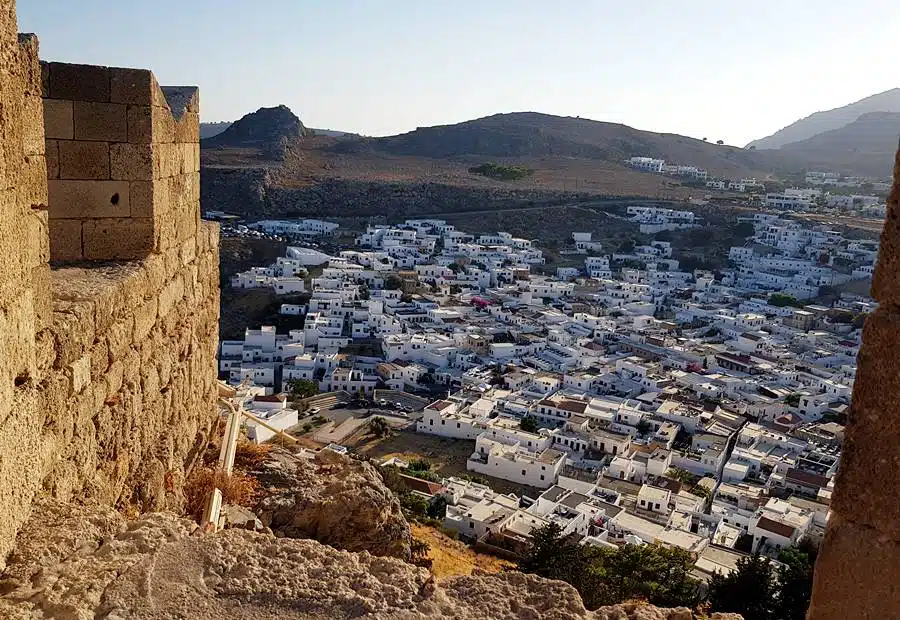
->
[[0, 500, 741, 620], [202, 105, 308, 160], [253, 448, 413, 561]]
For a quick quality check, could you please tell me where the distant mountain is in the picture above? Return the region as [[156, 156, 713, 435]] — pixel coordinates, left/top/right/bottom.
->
[[335, 111, 794, 177], [777, 111, 900, 178], [747, 88, 900, 150], [201, 121, 351, 140], [201, 105, 312, 160], [199, 121, 231, 140]]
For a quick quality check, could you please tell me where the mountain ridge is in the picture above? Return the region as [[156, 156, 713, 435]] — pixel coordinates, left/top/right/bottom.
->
[[747, 88, 900, 150]]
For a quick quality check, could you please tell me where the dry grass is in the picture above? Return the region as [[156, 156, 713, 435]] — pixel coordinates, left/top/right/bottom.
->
[[410, 523, 512, 579], [233, 441, 273, 470], [184, 467, 259, 520]]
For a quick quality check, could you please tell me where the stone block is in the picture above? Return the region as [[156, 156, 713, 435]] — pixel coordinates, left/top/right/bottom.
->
[[180, 142, 194, 174], [40, 61, 49, 97], [19, 154, 48, 211], [73, 101, 127, 142], [49, 219, 82, 261], [70, 354, 92, 395], [110, 143, 153, 181], [47, 63, 110, 102], [106, 316, 134, 364], [134, 299, 158, 342], [46, 140, 59, 179], [27, 209, 50, 265], [173, 112, 199, 143], [832, 308, 900, 538], [126, 105, 152, 143], [83, 218, 154, 260], [48, 179, 129, 219], [50, 300, 95, 367], [158, 274, 185, 319], [43, 99, 74, 140], [807, 514, 900, 620], [57, 141, 110, 180], [152, 106, 175, 143], [22, 95, 45, 155], [31, 265, 52, 332], [18, 35, 42, 96], [109, 68, 154, 105]]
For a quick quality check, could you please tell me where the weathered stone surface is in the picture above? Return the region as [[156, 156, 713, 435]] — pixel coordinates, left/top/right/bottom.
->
[[42, 99, 73, 140], [109, 67, 154, 106], [45, 62, 110, 102], [49, 178, 129, 219], [73, 101, 127, 142], [830, 307, 900, 538], [253, 448, 413, 561], [56, 141, 110, 180], [82, 217, 153, 260], [808, 514, 900, 620], [0, 501, 739, 620], [48, 218, 82, 261], [870, 142, 900, 303]]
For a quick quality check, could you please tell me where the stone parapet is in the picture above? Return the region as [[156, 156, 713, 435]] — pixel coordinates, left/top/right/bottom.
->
[[42, 62, 199, 262]]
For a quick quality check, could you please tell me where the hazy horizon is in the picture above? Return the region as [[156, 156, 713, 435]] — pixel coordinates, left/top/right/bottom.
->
[[19, 0, 900, 145]]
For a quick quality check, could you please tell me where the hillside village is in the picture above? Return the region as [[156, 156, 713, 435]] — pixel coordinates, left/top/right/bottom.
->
[[217, 203, 876, 580]]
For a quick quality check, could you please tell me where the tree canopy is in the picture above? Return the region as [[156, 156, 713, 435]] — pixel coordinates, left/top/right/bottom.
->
[[518, 524, 701, 610]]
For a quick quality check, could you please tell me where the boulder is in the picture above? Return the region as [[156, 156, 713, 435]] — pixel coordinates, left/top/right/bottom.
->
[[252, 447, 413, 561]]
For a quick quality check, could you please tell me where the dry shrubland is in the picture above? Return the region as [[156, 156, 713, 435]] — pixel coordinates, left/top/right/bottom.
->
[[184, 467, 259, 519]]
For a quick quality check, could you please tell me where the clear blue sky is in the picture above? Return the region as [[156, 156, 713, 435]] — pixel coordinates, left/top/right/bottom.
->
[[19, 0, 900, 145]]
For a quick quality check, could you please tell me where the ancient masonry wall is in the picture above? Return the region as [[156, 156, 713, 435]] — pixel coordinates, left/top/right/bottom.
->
[[0, 0, 219, 567], [806, 144, 900, 618]]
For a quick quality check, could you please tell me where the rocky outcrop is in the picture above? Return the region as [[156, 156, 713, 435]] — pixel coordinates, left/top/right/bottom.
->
[[202, 105, 309, 160], [252, 448, 413, 561], [0, 500, 741, 620]]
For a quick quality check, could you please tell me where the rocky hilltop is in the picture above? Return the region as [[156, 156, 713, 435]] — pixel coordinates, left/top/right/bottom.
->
[[0, 498, 740, 620], [202, 104, 310, 161]]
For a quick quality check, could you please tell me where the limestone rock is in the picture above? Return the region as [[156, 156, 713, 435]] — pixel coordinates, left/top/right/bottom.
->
[[0, 502, 741, 619], [252, 448, 413, 561]]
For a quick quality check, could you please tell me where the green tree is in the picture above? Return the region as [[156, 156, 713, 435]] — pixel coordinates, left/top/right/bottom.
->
[[520, 414, 540, 433], [384, 274, 403, 290], [784, 393, 802, 408], [517, 523, 590, 591], [768, 293, 799, 308], [426, 495, 448, 519], [636, 419, 652, 436], [518, 525, 700, 610], [286, 379, 318, 399], [708, 553, 777, 620], [618, 237, 636, 253], [775, 546, 816, 620], [733, 221, 756, 238], [369, 416, 390, 438]]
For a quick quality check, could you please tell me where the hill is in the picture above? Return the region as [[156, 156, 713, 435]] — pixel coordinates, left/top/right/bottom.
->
[[747, 88, 900, 150], [202, 105, 311, 160], [337, 111, 794, 178], [199, 121, 231, 139], [776, 111, 900, 178], [201, 121, 351, 140]]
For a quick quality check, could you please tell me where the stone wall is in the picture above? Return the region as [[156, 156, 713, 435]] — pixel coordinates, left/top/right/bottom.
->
[[0, 0, 219, 568], [806, 142, 900, 619], [43, 62, 200, 261]]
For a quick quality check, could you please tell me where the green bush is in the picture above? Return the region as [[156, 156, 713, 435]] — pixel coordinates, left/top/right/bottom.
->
[[468, 162, 534, 180]]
